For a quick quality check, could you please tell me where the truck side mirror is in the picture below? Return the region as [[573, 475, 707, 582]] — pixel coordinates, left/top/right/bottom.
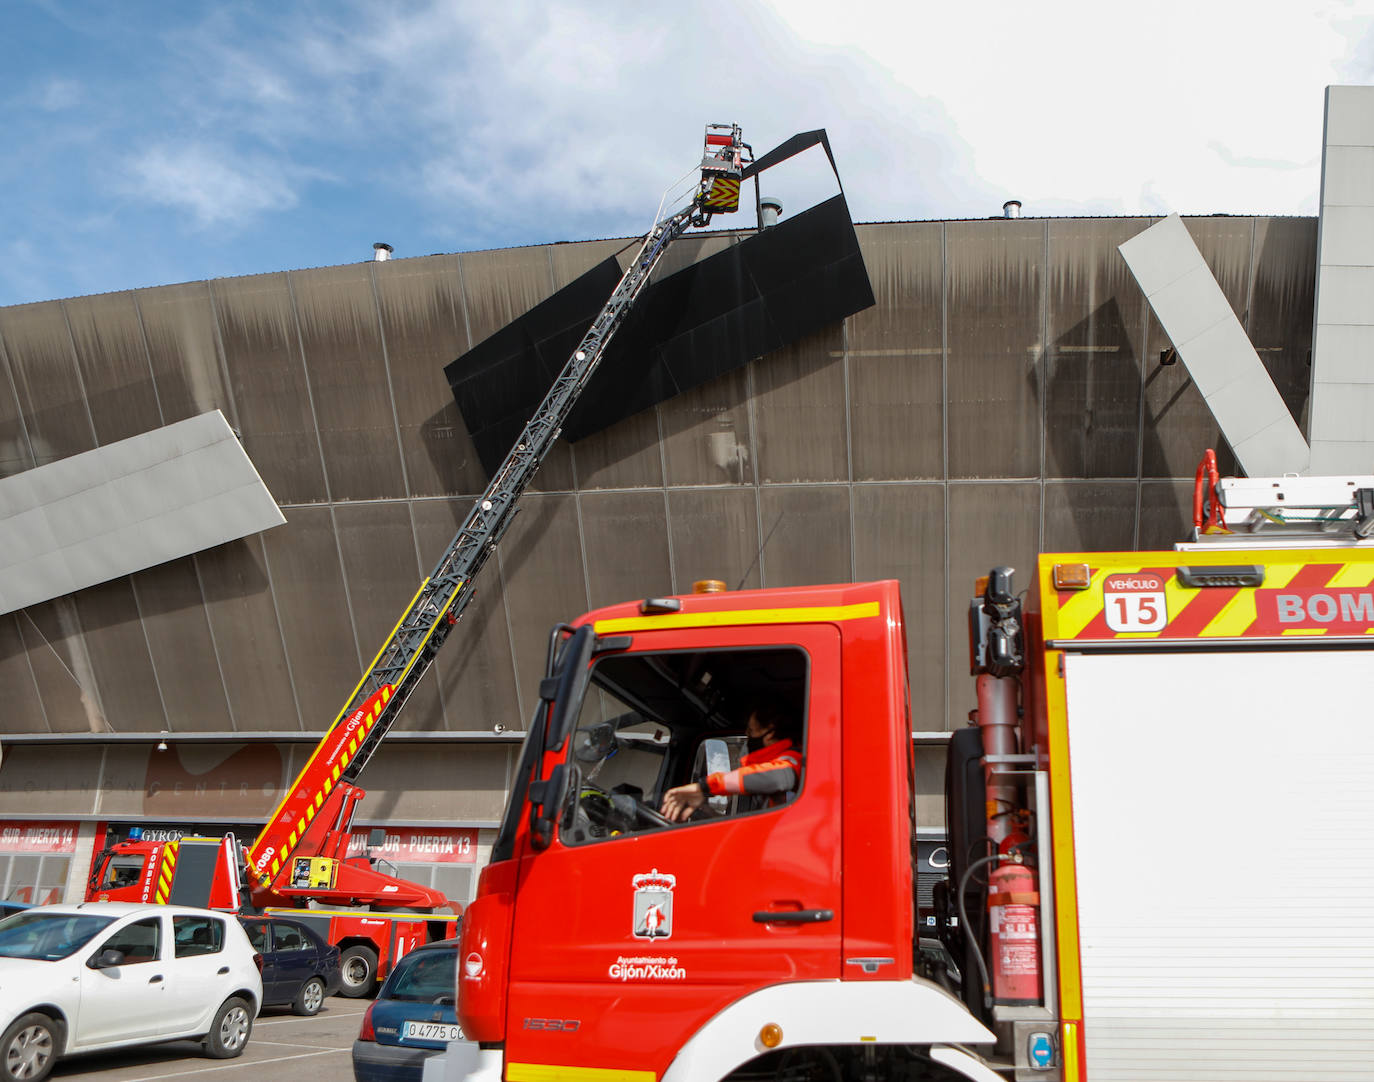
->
[[545, 626, 595, 753], [702, 738, 731, 814], [528, 763, 574, 851]]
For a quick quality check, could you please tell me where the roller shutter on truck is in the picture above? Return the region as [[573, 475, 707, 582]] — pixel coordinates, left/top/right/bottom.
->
[[1061, 648, 1374, 1080]]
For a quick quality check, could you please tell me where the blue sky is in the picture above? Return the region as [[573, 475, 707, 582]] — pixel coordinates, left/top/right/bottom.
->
[[4, 0, 1373, 308]]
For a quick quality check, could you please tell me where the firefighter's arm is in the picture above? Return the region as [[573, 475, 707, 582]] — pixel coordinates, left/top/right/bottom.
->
[[659, 782, 708, 822], [705, 757, 799, 797]]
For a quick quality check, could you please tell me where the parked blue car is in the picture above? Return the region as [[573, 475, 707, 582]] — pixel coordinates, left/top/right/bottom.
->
[[239, 915, 341, 1016], [353, 938, 461, 1082]]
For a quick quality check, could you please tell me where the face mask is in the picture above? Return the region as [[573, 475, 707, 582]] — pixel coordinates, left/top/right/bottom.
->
[[746, 734, 766, 753]]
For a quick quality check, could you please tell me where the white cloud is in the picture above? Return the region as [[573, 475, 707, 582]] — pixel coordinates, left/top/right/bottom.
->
[[36, 78, 82, 111], [122, 143, 319, 228]]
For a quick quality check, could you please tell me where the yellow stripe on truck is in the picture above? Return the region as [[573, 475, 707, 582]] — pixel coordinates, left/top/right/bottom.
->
[[594, 601, 879, 635], [507, 1065, 654, 1082]]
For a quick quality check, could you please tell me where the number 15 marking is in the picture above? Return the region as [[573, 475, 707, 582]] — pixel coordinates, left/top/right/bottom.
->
[[1105, 591, 1167, 632]]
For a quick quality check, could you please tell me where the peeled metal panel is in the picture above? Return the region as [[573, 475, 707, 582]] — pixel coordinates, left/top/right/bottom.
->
[[372, 255, 486, 498], [63, 292, 163, 444], [1042, 481, 1137, 553], [852, 483, 945, 731], [0, 410, 286, 615], [70, 578, 166, 733], [0, 301, 96, 467], [197, 534, 296, 732], [494, 493, 588, 709], [1123, 215, 1308, 477], [947, 483, 1039, 727], [211, 273, 327, 504], [137, 281, 237, 428], [0, 613, 48, 734], [753, 327, 847, 483], [578, 490, 672, 610], [333, 499, 446, 732], [1064, 650, 1374, 1080], [660, 367, 753, 487], [291, 264, 405, 501], [130, 557, 232, 732], [666, 487, 761, 593], [758, 486, 850, 588], [260, 505, 359, 730], [847, 223, 943, 481], [410, 499, 520, 731], [1045, 220, 1150, 479], [947, 220, 1045, 479]]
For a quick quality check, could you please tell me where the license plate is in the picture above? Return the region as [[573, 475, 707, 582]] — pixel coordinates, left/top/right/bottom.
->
[[401, 1021, 463, 1043]]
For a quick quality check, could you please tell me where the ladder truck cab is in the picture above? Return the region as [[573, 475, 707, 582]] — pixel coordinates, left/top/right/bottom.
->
[[449, 454, 1374, 1082], [86, 123, 753, 997]]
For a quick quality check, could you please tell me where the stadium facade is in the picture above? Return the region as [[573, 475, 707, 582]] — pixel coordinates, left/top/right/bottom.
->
[[0, 213, 1316, 904]]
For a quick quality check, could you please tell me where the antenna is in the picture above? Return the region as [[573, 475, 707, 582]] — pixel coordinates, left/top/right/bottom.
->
[[736, 513, 784, 591]]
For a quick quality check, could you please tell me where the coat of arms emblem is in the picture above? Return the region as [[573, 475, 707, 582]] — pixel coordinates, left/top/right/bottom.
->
[[632, 869, 675, 939]]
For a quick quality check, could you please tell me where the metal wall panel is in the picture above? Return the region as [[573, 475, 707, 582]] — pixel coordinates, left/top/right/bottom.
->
[[16, 598, 100, 733], [211, 274, 327, 504], [196, 535, 297, 731], [71, 578, 166, 732], [1043, 481, 1138, 553], [852, 483, 945, 731], [659, 368, 754, 487], [947, 221, 1045, 478], [350, 744, 511, 823], [130, 558, 232, 732], [0, 301, 96, 466], [137, 281, 237, 429], [666, 487, 762, 593], [758, 485, 851, 587], [410, 499, 521, 731], [946, 483, 1040, 726], [579, 490, 673, 610], [332, 499, 445, 732], [291, 265, 405, 501], [0, 337, 33, 478], [1046, 220, 1150, 478], [0, 614, 47, 733], [753, 327, 848, 482], [1137, 481, 1193, 550], [0, 745, 102, 816], [848, 223, 944, 480], [1140, 218, 1255, 478], [372, 255, 484, 498], [457, 244, 573, 492], [260, 505, 359, 731], [63, 292, 163, 445], [570, 413, 664, 491], [494, 493, 588, 709]]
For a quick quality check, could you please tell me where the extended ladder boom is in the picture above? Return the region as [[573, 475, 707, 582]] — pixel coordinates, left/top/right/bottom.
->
[[247, 125, 749, 893]]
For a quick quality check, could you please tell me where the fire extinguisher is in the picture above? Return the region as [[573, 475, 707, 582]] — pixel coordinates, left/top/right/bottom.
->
[[988, 860, 1041, 1005]]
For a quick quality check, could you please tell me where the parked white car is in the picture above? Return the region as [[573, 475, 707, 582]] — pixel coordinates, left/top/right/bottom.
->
[[0, 902, 263, 1081]]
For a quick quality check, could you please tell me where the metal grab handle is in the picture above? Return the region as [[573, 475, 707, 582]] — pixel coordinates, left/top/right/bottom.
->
[[752, 909, 833, 924]]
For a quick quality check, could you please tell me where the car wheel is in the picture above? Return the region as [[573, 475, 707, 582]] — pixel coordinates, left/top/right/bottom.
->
[[338, 945, 378, 998], [202, 997, 252, 1059], [292, 976, 326, 1016], [0, 1013, 57, 1082]]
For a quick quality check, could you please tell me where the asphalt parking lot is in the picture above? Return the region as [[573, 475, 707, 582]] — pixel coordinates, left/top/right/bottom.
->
[[52, 998, 368, 1082]]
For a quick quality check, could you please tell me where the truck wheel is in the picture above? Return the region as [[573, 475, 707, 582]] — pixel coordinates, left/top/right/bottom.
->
[[0, 1012, 58, 1082], [292, 976, 326, 1016], [202, 997, 252, 1059], [339, 945, 379, 998]]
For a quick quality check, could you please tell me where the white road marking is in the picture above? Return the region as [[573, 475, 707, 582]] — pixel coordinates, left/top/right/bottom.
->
[[117, 1047, 347, 1082]]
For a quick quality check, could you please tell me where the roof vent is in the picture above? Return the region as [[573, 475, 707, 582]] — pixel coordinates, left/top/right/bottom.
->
[[1002, 200, 1022, 219], [373, 242, 394, 262], [760, 196, 783, 229]]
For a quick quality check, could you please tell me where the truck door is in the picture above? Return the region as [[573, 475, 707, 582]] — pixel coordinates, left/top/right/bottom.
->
[[505, 624, 842, 1077]]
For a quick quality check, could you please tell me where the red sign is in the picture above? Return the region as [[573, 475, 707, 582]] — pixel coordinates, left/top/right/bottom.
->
[[0, 821, 79, 854], [347, 828, 477, 864], [1255, 587, 1374, 634]]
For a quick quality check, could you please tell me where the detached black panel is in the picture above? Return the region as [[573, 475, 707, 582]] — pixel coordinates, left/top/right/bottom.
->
[[445, 194, 874, 476]]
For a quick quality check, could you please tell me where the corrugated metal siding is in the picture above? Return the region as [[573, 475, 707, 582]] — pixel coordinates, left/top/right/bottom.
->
[[1064, 650, 1374, 1079]]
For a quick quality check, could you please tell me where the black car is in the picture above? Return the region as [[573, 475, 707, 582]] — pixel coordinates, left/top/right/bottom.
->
[[240, 915, 342, 1015]]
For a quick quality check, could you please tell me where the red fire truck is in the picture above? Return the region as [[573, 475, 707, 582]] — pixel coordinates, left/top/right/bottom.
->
[[448, 459, 1374, 1081]]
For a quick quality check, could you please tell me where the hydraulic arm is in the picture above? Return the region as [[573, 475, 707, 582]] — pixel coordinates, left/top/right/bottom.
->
[[245, 125, 750, 903]]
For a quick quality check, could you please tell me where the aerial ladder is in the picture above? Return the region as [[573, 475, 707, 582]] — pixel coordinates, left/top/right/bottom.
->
[[89, 124, 754, 918]]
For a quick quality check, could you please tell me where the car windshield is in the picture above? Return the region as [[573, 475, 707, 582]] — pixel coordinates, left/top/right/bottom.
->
[[386, 950, 455, 1003], [0, 912, 117, 961]]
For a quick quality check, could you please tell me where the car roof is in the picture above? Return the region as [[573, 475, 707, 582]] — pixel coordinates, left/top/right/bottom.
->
[[408, 938, 458, 952], [32, 902, 231, 919]]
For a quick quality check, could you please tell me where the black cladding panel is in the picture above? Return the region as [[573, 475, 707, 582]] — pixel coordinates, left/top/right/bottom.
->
[[445, 194, 875, 477]]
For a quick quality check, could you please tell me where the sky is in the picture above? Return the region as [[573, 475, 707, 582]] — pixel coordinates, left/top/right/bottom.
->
[[4, 0, 1373, 308]]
